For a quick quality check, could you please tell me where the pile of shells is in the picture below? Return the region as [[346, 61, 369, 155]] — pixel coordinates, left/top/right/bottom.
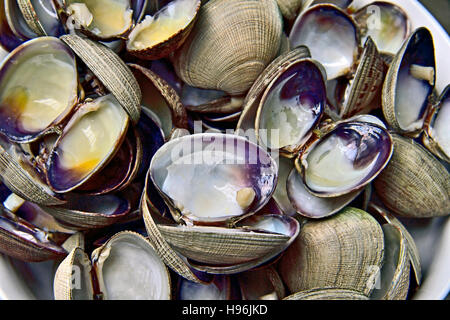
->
[[0, 0, 447, 300]]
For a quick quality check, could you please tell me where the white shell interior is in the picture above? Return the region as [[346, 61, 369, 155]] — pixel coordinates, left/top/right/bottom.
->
[[179, 279, 227, 300], [127, 0, 198, 50], [289, 8, 358, 79], [395, 67, 430, 131], [0, 42, 77, 132], [66, 0, 132, 38], [304, 133, 380, 194], [96, 234, 170, 300], [272, 157, 297, 216], [259, 73, 318, 150], [71, 249, 94, 300]]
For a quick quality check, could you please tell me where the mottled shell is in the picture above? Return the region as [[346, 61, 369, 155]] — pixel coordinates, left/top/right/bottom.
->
[[373, 134, 450, 218], [278, 207, 384, 296], [172, 0, 283, 95]]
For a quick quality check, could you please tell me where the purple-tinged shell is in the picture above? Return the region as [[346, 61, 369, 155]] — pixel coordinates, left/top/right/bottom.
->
[[149, 133, 278, 225], [0, 37, 78, 143], [46, 94, 129, 193], [177, 275, 232, 300], [256, 59, 326, 154], [289, 4, 359, 80], [131, 0, 148, 23], [298, 121, 393, 197], [0, 206, 67, 262]]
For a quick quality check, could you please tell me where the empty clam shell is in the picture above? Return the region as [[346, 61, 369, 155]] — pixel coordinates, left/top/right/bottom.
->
[[46, 94, 129, 193], [382, 27, 436, 136], [297, 120, 393, 197], [373, 134, 450, 218], [177, 275, 232, 300], [149, 133, 278, 225], [278, 207, 384, 296], [0, 37, 78, 143], [172, 0, 283, 95], [255, 58, 326, 155], [352, 1, 410, 55], [127, 0, 201, 60], [63, 0, 133, 40], [289, 4, 359, 80], [16, 0, 65, 37]]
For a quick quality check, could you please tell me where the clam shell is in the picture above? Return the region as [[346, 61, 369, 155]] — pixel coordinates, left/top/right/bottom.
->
[[370, 224, 410, 300], [373, 134, 450, 218], [172, 0, 283, 95], [0, 1, 28, 51], [16, 0, 46, 36], [40, 194, 131, 230], [278, 207, 384, 296], [381, 27, 435, 136], [0, 207, 67, 262], [141, 190, 207, 284], [158, 224, 290, 266], [239, 266, 286, 300], [129, 63, 188, 138], [236, 45, 311, 132], [126, 0, 201, 60], [283, 288, 369, 300], [276, 0, 302, 21], [61, 34, 142, 124], [339, 36, 386, 118]]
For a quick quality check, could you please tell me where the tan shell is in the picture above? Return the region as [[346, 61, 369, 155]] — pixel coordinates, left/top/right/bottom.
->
[[278, 207, 384, 296], [128, 63, 189, 132], [283, 288, 369, 300], [238, 266, 286, 300], [141, 190, 207, 284], [158, 224, 290, 266], [373, 134, 450, 218], [276, 0, 302, 21], [60, 34, 142, 124], [172, 0, 283, 95], [236, 46, 311, 132], [16, 0, 46, 36], [340, 37, 387, 118], [0, 143, 65, 206]]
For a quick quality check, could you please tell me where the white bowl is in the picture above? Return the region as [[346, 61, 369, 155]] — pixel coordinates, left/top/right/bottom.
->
[[0, 0, 449, 300]]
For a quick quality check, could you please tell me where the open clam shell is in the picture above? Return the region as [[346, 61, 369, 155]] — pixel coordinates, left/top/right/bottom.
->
[[296, 120, 393, 197], [352, 1, 410, 56], [422, 84, 450, 163], [236, 45, 311, 133], [373, 134, 450, 218], [177, 275, 233, 300], [382, 27, 436, 136], [255, 58, 326, 156], [149, 133, 278, 225], [289, 4, 360, 80], [127, 0, 201, 60], [62, 0, 134, 40], [0, 37, 78, 143], [278, 207, 384, 296], [172, 0, 283, 95], [0, 205, 67, 262], [46, 94, 129, 193], [54, 231, 171, 300]]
